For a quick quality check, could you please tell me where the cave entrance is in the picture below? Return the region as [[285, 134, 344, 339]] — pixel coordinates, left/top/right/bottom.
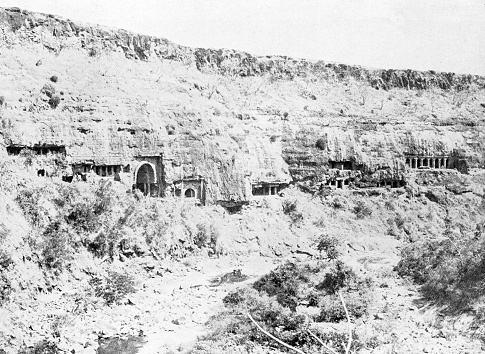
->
[[134, 162, 157, 196], [185, 188, 195, 198]]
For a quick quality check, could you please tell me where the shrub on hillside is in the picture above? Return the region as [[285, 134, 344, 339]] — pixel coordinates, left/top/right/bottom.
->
[[0, 248, 13, 306], [329, 196, 346, 209], [193, 223, 220, 255], [16, 187, 44, 227], [397, 224, 485, 310], [65, 202, 98, 233], [0, 95, 5, 107], [49, 75, 58, 83], [282, 199, 304, 225], [353, 200, 372, 219], [316, 234, 341, 260], [17, 340, 60, 354], [48, 95, 61, 109], [41, 219, 73, 269], [0, 272, 12, 306], [58, 181, 113, 229], [253, 262, 311, 311], [89, 270, 136, 306], [282, 199, 298, 215], [315, 138, 326, 150], [194, 223, 209, 248], [93, 180, 114, 215], [0, 223, 9, 243], [0, 250, 13, 270], [318, 291, 370, 322], [55, 185, 99, 233], [317, 260, 357, 294]]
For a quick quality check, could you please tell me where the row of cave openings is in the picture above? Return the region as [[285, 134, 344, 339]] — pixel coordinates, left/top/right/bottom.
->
[[325, 178, 405, 189], [4, 145, 458, 204], [7, 145, 66, 156], [251, 183, 287, 196], [74, 164, 130, 178], [405, 156, 449, 169]]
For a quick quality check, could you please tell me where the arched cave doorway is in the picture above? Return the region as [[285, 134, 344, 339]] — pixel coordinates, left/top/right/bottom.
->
[[185, 188, 195, 198], [134, 162, 157, 196]]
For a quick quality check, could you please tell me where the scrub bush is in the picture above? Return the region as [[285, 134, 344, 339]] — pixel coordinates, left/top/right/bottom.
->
[[353, 200, 373, 219], [397, 221, 485, 311], [89, 270, 136, 305], [316, 234, 341, 260]]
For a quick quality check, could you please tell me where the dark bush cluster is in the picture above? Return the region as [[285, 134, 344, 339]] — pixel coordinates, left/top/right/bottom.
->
[[316, 234, 341, 260], [16, 182, 118, 269], [89, 270, 136, 305], [282, 199, 304, 225], [17, 340, 60, 354], [0, 247, 13, 306], [16, 187, 44, 226], [253, 262, 312, 311], [192, 223, 219, 255], [251, 260, 372, 321], [48, 95, 61, 109], [329, 196, 345, 209], [353, 200, 373, 219], [212, 259, 370, 353], [41, 220, 73, 269], [315, 138, 326, 150]]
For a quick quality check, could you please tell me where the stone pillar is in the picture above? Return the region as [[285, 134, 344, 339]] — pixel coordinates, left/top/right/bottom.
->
[[430, 159, 435, 168], [426, 158, 430, 167], [444, 157, 448, 169]]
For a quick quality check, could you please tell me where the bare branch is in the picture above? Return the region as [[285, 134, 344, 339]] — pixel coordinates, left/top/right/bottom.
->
[[338, 291, 353, 354], [307, 329, 339, 354], [248, 292, 352, 354], [247, 312, 306, 354]]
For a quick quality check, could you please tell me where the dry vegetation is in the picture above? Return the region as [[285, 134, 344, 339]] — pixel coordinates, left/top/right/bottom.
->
[[1, 9, 485, 354]]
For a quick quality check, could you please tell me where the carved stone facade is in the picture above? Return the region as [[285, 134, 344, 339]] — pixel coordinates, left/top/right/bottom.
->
[[173, 176, 206, 205]]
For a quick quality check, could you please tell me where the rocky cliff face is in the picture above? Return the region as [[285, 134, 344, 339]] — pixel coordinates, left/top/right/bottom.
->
[[1, 6, 485, 202], [2, 7, 484, 90]]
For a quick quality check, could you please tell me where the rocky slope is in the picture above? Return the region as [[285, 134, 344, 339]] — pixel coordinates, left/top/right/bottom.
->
[[1, 6, 485, 203]]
